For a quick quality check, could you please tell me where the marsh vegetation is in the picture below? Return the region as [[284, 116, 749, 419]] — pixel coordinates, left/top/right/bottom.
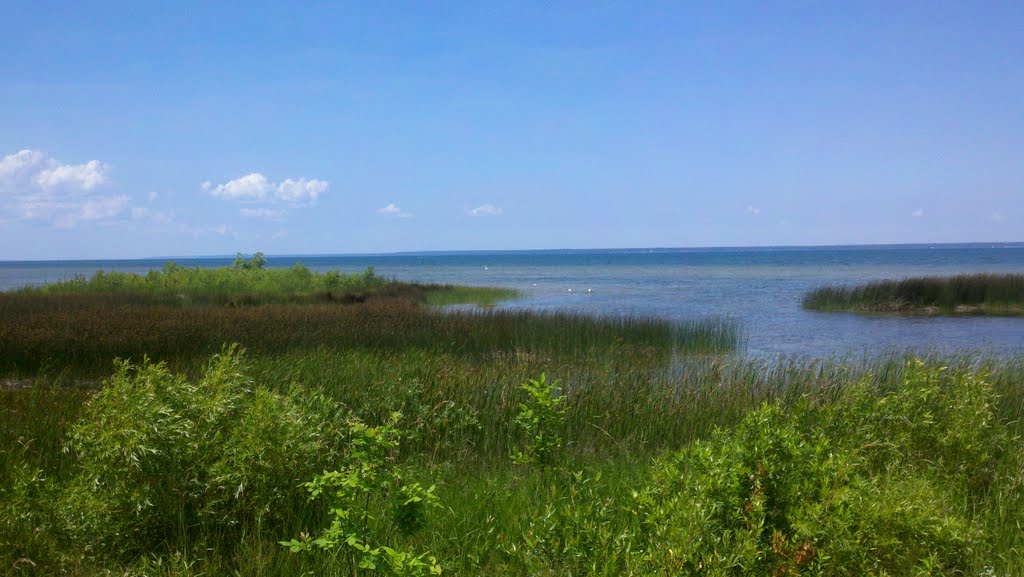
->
[[803, 273, 1024, 315], [2, 263, 1023, 576]]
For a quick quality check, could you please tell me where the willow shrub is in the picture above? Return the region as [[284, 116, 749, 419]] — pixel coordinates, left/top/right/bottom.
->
[[59, 346, 346, 559]]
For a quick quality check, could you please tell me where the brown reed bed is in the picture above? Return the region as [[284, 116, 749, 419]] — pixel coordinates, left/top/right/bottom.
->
[[0, 291, 741, 377]]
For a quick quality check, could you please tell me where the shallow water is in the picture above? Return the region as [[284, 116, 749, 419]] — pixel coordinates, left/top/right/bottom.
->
[[3, 244, 1023, 357]]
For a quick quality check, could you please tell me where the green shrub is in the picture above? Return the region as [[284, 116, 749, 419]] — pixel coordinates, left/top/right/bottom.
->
[[512, 374, 567, 468], [283, 413, 442, 576], [638, 401, 980, 576], [59, 346, 345, 559], [824, 360, 1008, 490]]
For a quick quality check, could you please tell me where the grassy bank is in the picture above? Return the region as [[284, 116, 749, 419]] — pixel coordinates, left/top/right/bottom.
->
[[803, 273, 1024, 315]]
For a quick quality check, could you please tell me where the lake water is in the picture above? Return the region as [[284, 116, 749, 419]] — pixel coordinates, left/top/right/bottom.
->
[[3, 244, 1023, 357]]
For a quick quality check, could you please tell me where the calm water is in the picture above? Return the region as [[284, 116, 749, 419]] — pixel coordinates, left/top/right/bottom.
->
[[3, 244, 1023, 357]]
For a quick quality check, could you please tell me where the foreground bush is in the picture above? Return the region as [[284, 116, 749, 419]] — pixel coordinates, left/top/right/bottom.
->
[[59, 346, 346, 559], [520, 361, 1015, 576]]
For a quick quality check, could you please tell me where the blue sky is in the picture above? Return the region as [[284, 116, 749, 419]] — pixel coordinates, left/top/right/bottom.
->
[[1, 1, 1021, 259]]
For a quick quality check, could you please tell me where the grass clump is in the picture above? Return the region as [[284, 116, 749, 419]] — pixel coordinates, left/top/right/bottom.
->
[[803, 273, 1024, 315], [423, 285, 521, 307]]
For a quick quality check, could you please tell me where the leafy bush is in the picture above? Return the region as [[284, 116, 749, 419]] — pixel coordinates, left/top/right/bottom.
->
[[59, 346, 345, 558], [514, 360, 1006, 576], [634, 402, 978, 575], [512, 374, 567, 468], [824, 360, 1008, 489], [283, 414, 442, 576]]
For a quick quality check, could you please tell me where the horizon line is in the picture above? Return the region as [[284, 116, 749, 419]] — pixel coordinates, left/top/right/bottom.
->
[[2, 240, 1023, 264]]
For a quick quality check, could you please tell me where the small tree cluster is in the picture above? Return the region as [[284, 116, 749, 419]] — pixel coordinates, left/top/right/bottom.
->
[[232, 251, 267, 270]]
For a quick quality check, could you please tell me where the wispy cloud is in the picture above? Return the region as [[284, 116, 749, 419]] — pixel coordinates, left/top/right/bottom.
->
[[992, 211, 1004, 222], [0, 148, 126, 228], [911, 209, 925, 218], [131, 206, 173, 224], [745, 205, 761, 215], [467, 203, 503, 216], [377, 202, 413, 218], [240, 207, 285, 219], [205, 173, 327, 205]]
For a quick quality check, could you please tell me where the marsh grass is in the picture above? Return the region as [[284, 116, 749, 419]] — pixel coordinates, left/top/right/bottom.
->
[[803, 273, 1024, 315], [423, 285, 521, 306], [3, 265, 1024, 575], [0, 293, 739, 376]]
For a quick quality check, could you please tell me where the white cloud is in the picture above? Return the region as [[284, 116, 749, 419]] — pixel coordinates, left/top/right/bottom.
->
[[208, 173, 272, 201], [240, 207, 285, 219], [147, 191, 159, 202], [1, 149, 109, 192], [34, 159, 108, 191], [206, 173, 328, 205], [0, 149, 45, 179], [911, 209, 925, 217], [992, 211, 1004, 222], [745, 205, 761, 215], [0, 149, 125, 227], [79, 195, 129, 221], [209, 224, 230, 236], [467, 203, 503, 216], [377, 202, 413, 218], [276, 178, 328, 203]]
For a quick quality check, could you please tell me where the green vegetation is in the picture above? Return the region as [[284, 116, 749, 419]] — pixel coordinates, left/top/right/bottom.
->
[[3, 264, 1024, 575], [423, 285, 520, 307], [4, 349, 1024, 576], [803, 273, 1024, 315], [0, 294, 737, 376], [16, 255, 521, 308]]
